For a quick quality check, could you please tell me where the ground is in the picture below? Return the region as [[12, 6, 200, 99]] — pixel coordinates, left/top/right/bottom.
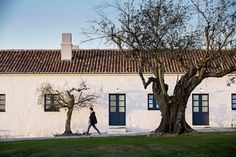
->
[[0, 132, 236, 157]]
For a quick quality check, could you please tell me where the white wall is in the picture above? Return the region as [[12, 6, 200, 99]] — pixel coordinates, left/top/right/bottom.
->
[[186, 77, 236, 127], [0, 74, 235, 137]]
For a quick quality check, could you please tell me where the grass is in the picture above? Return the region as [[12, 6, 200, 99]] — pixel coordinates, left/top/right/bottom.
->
[[0, 132, 236, 157]]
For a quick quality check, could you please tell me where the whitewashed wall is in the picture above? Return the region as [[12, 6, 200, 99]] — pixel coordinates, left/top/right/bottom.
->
[[0, 74, 235, 138]]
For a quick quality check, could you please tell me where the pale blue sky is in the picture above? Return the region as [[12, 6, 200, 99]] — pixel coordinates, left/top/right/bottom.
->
[[0, 0, 124, 49], [0, 0, 234, 49]]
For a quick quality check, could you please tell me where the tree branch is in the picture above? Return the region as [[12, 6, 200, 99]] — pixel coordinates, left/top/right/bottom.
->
[[218, 28, 235, 50], [204, 66, 236, 78], [191, 0, 209, 23], [157, 64, 168, 97], [138, 69, 157, 89]]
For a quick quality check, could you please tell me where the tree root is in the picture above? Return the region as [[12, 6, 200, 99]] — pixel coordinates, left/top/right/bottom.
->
[[54, 132, 84, 137], [148, 128, 197, 136]]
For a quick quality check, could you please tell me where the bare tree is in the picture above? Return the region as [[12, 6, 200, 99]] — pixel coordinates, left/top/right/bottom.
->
[[86, 0, 236, 134], [38, 81, 99, 135]]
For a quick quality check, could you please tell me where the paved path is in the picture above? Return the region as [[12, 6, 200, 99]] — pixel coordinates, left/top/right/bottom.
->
[[195, 127, 236, 132], [1, 127, 236, 142]]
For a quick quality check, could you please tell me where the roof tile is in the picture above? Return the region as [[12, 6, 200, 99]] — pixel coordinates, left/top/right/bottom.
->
[[0, 49, 235, 74]]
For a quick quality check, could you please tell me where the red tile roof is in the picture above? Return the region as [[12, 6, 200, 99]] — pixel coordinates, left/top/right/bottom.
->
[[0, 49, 235, 74]]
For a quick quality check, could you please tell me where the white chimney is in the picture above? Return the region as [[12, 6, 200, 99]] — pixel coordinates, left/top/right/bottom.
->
[[61, 33, 72, 60]]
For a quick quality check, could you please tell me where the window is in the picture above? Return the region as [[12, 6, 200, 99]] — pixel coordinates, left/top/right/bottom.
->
[[148, 94, 159, 110], [0, 94, 6, 112], [109, 94, 125, 113], [232, 94, 236, 110], [44, 94, 60, 112], [109, 94, 126, 125], [192, 94, 209, 125], [192, 94, 209, 113]]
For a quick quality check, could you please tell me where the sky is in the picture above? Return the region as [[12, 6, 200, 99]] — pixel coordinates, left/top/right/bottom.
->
[[0, 0, 126, 49], [0, 0, 234, 49]]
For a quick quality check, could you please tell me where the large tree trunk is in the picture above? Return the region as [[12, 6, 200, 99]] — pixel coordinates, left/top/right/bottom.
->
[[64, 108, 73, 134], [154, 100, 194, 134], [152, 81, 195, 135]]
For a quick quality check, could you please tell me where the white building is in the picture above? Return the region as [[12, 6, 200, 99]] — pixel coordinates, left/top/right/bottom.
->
[[0, 33, 235, 138]]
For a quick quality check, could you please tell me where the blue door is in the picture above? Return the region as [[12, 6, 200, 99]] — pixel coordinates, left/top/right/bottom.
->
[[109, 94, 126, 125], [192, 94, 209, 125]]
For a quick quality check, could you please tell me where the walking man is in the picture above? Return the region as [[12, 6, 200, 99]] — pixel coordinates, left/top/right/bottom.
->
[[86, 107, 101, 135]]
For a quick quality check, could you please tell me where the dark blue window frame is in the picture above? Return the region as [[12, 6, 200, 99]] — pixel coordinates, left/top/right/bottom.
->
[[0, 94, 6, 112], [148, 94, 159, 110], [232, 94, 236, 110], [109, 93, 126, 125], [44, 94, 60, 112], [192, 94, 209, 125]]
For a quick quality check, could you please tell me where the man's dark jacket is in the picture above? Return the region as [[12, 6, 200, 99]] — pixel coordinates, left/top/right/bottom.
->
[[89, 111, 97, 124]]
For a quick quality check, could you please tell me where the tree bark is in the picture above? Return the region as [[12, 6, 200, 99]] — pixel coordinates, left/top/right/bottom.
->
[[154, 100, 194, 134], [152, 78, 195, 135], [64, 107, 73, 134]]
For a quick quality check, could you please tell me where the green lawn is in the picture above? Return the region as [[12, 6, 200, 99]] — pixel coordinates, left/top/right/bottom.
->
[[0, 132, 236, 157]]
